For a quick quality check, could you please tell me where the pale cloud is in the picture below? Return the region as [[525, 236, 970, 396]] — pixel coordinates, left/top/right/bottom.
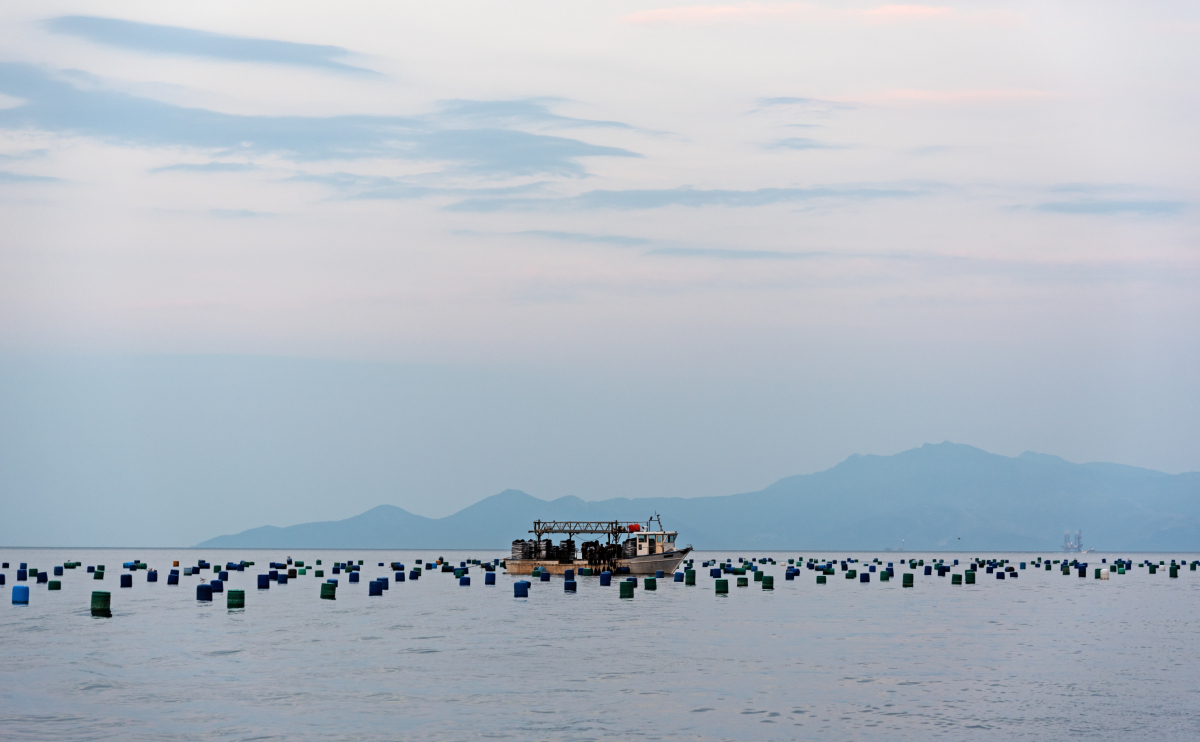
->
[[621, 3, 1015, 26]]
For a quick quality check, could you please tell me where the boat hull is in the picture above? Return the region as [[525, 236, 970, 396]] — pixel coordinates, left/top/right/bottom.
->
[[506, 547, 692, 576]]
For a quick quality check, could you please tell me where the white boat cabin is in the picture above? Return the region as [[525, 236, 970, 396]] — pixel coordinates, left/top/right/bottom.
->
[[635, 530, 679, 556]]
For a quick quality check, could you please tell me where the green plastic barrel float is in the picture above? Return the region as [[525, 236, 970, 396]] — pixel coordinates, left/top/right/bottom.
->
[[320, 583, 337, 600], [91, 591, 111, 617], [902, 573, 914, 588], [315, 570, 324, 577], [951, 574, 962, 585], [644, 577, 657, 590], [48, 580, 61, 590], [228, 589, 245, 608], [846, 570, 856, 579], [965, 571, 976, 584], [753, 571, 763, 582], [762, 575, 774, 590], [715, 578, 729, 594], [1170, 566, 1178, 578], [816, 575, 827, 584], [685, 569, 696, 585], [736, 577, 749, 587], [619, 581, 635, 598]]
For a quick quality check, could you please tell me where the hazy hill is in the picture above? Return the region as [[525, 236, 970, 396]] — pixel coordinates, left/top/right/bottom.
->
[[195, 443, 1200, 551]]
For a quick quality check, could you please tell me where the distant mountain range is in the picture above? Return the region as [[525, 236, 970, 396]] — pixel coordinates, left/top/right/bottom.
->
[[195, 442, 1200, 551]]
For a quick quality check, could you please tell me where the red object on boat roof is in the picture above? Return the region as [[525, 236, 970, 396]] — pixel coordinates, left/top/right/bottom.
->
[[627, 523, 641, 532]]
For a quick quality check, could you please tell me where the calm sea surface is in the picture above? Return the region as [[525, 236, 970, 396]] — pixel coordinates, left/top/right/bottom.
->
[[2, 548, 1199, 741]]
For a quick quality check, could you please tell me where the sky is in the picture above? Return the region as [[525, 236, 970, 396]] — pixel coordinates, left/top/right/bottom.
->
[[0, 1, 1197, 546]]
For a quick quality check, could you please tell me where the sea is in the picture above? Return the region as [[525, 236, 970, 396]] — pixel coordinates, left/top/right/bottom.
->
[[2, 548, 1198, 741]]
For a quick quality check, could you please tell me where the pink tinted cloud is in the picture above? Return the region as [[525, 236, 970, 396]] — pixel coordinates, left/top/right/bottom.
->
[[863, 88, 1057, 104]]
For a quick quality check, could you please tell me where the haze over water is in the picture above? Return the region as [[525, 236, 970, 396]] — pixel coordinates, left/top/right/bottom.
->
[[4, 549, 1199, 741]]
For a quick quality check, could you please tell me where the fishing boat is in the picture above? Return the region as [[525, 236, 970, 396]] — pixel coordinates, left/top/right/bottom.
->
[[506, 513, 692, 575]]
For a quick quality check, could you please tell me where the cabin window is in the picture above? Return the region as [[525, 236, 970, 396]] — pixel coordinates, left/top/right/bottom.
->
[[638, 535, 646, 543], [656, 534, 663, 543], [667, 534, 676, 543]]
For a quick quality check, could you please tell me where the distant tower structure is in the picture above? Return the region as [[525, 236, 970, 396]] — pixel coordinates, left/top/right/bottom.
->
[[1061, 529, 1083, 552]]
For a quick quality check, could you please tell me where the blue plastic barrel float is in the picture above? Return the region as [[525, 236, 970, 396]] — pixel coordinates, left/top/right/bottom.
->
[[599, 572, 612, 587], [349, 572, 359, 583], [514, 581, 529, 598], [120, 574, 132, 588], [485, 572, 496, 585], [459, 576, 471, 586], [540, 571, 550, 582], [12, 585, 30, 604], [674, 572, 684, 582], [369, 580, 383, 596], [196, 584, 213, 601]]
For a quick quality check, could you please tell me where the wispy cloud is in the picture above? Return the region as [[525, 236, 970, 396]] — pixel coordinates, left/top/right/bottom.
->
[[209, 208, 272, 218], [448, 184, 922, 212], [0, 170, 59, 183], [765, 137, 844, 150], [1034, 200, 1185, 216], [151, 162, 259, 174], [0, 64, 639, 177], [645, 247, 829, 259], [620, 4, 1014, 27], [516, 230, 653, 247], [753, 96, 855, 114], [290, 172, 550, 201], [0, 148, 49, 160], [46, 16, 373, 74], [435, 99, 636, 131]]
